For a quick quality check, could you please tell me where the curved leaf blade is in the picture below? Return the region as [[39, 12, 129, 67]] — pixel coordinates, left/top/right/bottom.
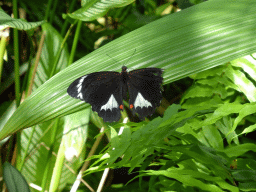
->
[[68, 0, 135, 21], [3, 162, 30, 192], [0, 8, 45, 30]]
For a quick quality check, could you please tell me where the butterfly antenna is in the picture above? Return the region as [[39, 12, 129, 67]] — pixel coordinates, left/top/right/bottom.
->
[[106, 53, 122, 65], [106, 49, 136, 67], [124, 49, 136, 66]]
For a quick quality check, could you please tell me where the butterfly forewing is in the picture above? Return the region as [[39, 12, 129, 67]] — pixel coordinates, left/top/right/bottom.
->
[[67, 67, 163, 122], [67, 72, 123, 122], [127, 68, 163, 119]]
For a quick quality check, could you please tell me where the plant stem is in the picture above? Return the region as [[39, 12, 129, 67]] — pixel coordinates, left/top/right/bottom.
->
[[70, 127, 105, 192], [27, 32, 46, 96], [60, 0, 77, 37], [13, 0, 21, 107], [49, 22, 76, 78], [44, 0, 54, 21], [0, 32, 8, 87], [49, 0, 59, 24], [48, 140, 65, 192], [68, 20, 82, 66], [41, 118, 59, 191], [97, 168, 110, 192]]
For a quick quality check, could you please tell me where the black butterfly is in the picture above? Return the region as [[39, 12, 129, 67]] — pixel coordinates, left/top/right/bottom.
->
[[67, 66, 163, 122]]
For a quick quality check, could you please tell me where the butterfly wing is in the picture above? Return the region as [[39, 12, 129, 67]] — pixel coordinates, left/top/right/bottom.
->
[[127, 68, 163, 119], [67, 72, 124, 122]]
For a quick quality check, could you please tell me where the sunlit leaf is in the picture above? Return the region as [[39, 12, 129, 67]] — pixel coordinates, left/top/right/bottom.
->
[[231, 103, 256, 133], [68, 0, 135, 21], [1, 0, 256, 140], [144, 170, 229, 192], [223, 143, 256, 158], [63, 108, 89, 161], [202, 124, 224, 150], [0, 7, 45, 30], [231, 55, 256, 81], [225, 65, 256, 102], [239, 124, 256, 136]]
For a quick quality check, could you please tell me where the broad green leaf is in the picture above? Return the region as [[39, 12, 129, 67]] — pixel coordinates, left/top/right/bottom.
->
[[105, 105, 178, 166], [192, 66, 225, 79], [0, 7, 45, 30], [239, 124, 256, 136], [16, 122, 63, 187], [237, 158, 256, 170], [16, 120, 85, 191], [181, 63, 242, 106], [231, 103, 256, 134], [215, 116, 238, 145], [215, 180, 239, 192], [239, 182, 256, 191], [202, 125, 224, 150], [225, 65, 256, 102], [2, 0, 256, 140], [182, 84, 227, 100], [107, 125, 131, 164], [107, 105, 193, 170], [231, 55, 256, 81], [63, 109, 89, 162], [145, 170, 224, 192], [181, 95, 223, 109], [223, 143, 256, 158], [146, 168, 239, 192], [69, 0, 135, 21], [232, 170, 256, 181], [189, 103, 244, 129], [161, 104, 215, 129], [3, 162, 30, 192], [197, 76, 240, 92], [109, 127, 119, 148], [0, 101, 16, 145], [174, 145, 230, 179], [48, 109, 89, 191]]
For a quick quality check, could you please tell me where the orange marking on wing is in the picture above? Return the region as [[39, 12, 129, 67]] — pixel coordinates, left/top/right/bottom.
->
[[120, 105, 124, 110], [130, 104, 134, 109]]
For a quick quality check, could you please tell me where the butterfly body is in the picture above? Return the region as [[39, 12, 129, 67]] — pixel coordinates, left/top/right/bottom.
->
[[67, 66, 163, 122]]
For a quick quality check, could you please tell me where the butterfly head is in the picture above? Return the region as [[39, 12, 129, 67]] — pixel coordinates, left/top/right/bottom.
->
[[122, 66, 127, 73]]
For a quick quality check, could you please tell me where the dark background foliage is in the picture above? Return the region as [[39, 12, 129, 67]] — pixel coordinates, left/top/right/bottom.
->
[[1, 0, 256, 191]]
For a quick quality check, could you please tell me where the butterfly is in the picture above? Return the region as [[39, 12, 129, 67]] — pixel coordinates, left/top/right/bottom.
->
[[67, 66, 163, 122]]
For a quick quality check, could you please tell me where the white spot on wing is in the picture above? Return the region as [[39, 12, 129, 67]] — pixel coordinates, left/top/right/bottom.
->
[[100, 94, 118, 111], [77, 76, 87, 99], [134, 92, 152, 109]]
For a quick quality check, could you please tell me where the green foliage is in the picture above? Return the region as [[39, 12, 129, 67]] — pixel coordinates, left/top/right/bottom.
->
[[87, 47, 256, 192], [68, 0, 135, 21], [1, 0, 256, 191], [3, 162, 30, 192], [0, 7, 45, 30]]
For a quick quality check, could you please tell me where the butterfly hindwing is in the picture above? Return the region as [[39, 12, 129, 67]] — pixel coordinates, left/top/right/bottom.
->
[[127, 68, 163, 119], [67, 72, 123, 122], [67, 67, 163, 122]]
